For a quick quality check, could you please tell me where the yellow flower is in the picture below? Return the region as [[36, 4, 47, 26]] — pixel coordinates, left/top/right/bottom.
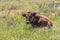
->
[[10, 10, 15, 17], [11, 10, 15, 13], [51, 13, 54, 16], [40, 12, 44, 15]]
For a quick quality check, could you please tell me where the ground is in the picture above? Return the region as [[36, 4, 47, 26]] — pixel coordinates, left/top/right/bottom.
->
[[0, 0, 60, 40]]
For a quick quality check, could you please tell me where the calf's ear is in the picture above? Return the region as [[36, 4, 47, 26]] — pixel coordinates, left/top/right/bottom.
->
[[22, 12, 26, 17], [32, 12, 36, 16]]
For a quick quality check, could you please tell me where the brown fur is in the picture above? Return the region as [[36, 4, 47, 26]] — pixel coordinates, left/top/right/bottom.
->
[[22, 12, 53, 28]]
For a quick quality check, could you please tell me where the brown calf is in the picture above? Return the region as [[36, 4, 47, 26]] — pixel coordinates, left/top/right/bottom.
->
[[22, 12, 53, 28]]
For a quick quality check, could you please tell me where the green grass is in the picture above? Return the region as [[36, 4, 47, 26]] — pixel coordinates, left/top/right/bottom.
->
[[0, 15, 59, 40], [0, 0, 60, 40]]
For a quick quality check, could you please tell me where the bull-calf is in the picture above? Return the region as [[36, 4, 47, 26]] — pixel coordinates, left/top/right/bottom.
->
[[22, 12, 53, 28]]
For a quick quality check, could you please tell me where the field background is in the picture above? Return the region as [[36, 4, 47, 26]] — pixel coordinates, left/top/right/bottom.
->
[[0, 0, 60, 40]]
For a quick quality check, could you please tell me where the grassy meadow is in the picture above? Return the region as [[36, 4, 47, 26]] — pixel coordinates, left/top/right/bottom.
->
[[0, 0, 60, 40]]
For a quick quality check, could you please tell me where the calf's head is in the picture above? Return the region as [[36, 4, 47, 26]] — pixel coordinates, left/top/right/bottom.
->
[[22, 12, 36, 24]]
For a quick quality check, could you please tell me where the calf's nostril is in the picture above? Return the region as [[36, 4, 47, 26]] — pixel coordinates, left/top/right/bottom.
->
[[26, 21, 29, 24]]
